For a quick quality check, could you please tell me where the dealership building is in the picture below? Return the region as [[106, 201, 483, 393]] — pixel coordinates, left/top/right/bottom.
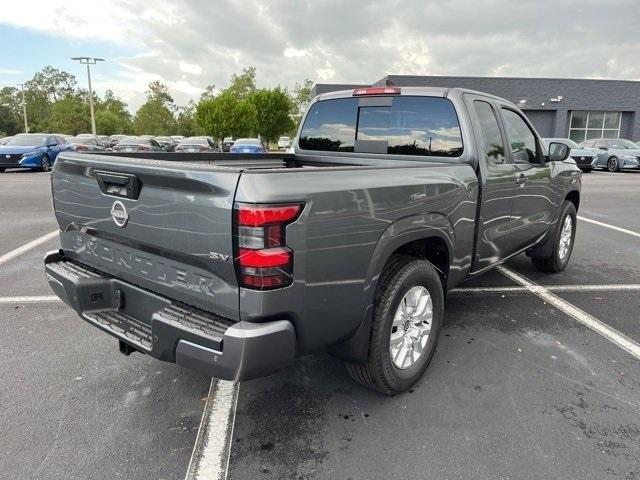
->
[[312, 75, 640, 142]]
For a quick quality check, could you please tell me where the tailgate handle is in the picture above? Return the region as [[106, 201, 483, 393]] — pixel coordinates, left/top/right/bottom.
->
[[95, 171, 141, 199]]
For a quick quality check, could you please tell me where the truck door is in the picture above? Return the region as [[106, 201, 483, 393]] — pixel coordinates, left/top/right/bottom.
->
[[498, 106, 554, 250], [464, 94, 519, 272]]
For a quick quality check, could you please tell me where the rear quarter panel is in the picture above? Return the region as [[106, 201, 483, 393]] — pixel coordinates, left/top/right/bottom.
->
[[235, 162, 478, 353]]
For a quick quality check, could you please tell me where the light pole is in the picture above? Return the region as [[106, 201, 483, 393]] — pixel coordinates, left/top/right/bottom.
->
[[17, 83, 28, 133], [71, 57, 105, 136]]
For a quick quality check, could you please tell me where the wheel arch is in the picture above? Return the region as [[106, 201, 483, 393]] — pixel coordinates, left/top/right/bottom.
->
[[328, 213, 454, 363], [565, 189, 580, 212]]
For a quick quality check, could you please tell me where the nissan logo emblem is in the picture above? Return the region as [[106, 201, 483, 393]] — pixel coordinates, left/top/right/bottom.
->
[[110, 200, 129, 227]]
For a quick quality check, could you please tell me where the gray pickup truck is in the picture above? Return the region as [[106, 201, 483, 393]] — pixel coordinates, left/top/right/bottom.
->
[[44, 87, 581, 394]]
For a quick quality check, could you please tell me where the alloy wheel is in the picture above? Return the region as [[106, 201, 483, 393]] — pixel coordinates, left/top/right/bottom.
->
[[389, 286, 433, 369], [558, 215, 573, 261]]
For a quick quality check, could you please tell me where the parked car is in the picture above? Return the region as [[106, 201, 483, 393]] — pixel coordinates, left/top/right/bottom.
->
[[174, 136, 217, 152], [580, 138, 640, 172], [44, 87, 580, 395], [230, 138, 266, 153], [0, 133, 72, 172], [68, 136, 106, 152], [277, 136, 292, 150], [0, 136, 14, 145], [112, 136, 164, 153], [222, 137, 235, 152], [152, 136, 173, 152], [542, 138, 596, 172]]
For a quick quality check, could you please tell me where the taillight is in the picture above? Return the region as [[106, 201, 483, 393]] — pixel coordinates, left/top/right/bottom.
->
[[352, 87, 401, 96], [234, 202, 303, 290]]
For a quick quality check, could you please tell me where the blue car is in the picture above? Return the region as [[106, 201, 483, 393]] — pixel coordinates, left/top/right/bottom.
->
[[229, 138, 266, 153], [0, 133, 72, 173]]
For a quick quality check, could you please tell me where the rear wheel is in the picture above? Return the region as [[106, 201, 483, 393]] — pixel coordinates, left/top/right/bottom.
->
[[345, 255, 443, 395], [40, 156, 50, 172], [607, 156, 620, 172], [531, 201, 576, 273]]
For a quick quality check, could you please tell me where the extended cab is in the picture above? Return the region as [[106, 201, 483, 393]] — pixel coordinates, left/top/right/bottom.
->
[[44, 87, 581, 394]]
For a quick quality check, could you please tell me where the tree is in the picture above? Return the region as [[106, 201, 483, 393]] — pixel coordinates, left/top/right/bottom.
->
[[0, 105, 19, 136], [176, 101, 205, 137], [132, 81, 176, 135], [196, 90, 256, 141], [290, 78, 314, 131], [248, 87, 295, 145], [147, 80, 174, 104], [0, 87, 22, 135], [96, 110, 124, 135], [24, 66, 79, 131], [48, 94, 91, 134], [200, 84, 216, 101], [97, 90, 131, 134], [226, 67, 256, 99]]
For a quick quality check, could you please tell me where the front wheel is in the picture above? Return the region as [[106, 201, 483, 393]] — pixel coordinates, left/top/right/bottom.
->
[[607, 157, 620, 172], [531, 201, 577, 273], [345, 255, 444, 395], [40, 156, 50, 172]]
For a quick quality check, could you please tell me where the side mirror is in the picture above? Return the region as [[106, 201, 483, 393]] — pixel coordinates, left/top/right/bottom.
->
[[547, 142, 570, 162]]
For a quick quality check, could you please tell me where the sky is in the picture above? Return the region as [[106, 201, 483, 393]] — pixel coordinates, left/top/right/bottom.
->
[[1, 0, 639, 112]]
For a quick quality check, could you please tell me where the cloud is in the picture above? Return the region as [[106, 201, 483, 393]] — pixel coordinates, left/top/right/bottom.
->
[[2, 0, 640, 111]]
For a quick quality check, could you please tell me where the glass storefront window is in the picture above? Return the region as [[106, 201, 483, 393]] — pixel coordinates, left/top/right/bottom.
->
[[569, 111, 621, 144]]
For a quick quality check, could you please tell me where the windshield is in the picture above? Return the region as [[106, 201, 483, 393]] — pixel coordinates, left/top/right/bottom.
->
[[118, 137, 147, 145], [181, 137, 208, 145], [609, 139, 638, 149], [234, 138, 261, 145], [6, 134, 48, 146], [70, 137, 91, 144]]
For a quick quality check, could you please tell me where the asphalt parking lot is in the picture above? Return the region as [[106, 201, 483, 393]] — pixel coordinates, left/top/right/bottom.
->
[[1, 168, 639, 480]]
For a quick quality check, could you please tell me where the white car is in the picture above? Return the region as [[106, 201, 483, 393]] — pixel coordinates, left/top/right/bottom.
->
[[277, 136, 292, 150]]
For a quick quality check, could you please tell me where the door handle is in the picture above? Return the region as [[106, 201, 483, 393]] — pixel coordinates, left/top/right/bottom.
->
[[515, 174, 526, 184]]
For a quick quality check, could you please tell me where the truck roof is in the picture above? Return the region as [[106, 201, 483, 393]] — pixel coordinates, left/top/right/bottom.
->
[[315, 86, 513, 106]]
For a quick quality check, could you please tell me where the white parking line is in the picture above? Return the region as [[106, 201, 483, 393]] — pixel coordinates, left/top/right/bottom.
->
[[578, 216, 640, 239], [0, 295, 61, 304], [185, 379, 239, 480], [497, 266, 640, 361], [450, 284, 640, 294], [0, 230, 58, 267]]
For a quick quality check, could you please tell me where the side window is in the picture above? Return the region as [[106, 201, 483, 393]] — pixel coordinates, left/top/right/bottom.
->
[[299, 98, 357, 152], [501, 109, 538, 163], [473, 100, 505, 165]]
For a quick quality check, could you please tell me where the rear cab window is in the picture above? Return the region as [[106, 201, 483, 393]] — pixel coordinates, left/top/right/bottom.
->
[[299, 96, 463, 158]]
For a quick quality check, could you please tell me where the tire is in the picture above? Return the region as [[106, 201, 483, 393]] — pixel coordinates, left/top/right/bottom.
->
[[345, 255, 444, 395], [580, 168, 591, 173], [607, 156, 620, 172], [531, 201, 577, 273], [40, 156, 50, 172], [0, 168, 5, 173]]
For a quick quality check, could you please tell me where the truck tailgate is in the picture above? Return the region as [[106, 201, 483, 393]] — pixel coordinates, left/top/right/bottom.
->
[[51, 153, 241, 320]]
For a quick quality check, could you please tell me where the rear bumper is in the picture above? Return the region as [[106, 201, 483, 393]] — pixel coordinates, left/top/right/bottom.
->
[[44, 250, 296, 381]]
